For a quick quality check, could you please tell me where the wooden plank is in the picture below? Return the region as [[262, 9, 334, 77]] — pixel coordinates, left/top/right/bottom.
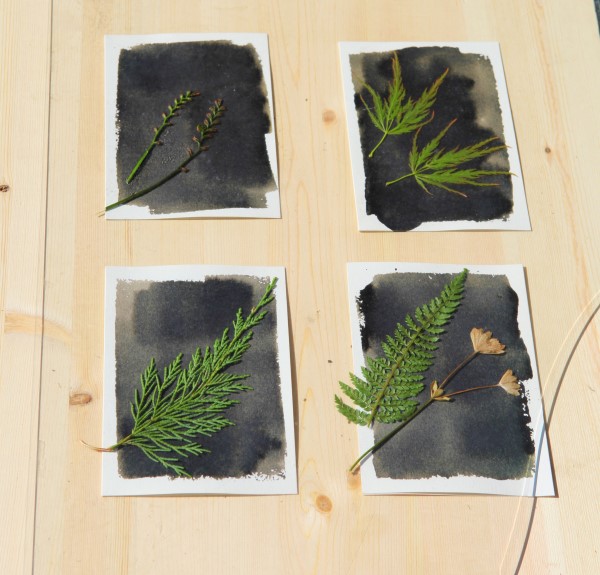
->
[[0, 0, 52, 573], [29, 0, 600, 573]]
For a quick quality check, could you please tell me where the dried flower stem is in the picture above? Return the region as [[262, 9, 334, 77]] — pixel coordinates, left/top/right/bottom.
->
[[126, 90, 200, 184], [444, 384, 499, 398], [103, 99, 224, 214]]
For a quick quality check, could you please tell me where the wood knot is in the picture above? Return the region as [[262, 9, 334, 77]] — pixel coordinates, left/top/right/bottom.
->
[[69, 392, 92, 406], [544, 146, 551, 154], [322, 109, 336, 124], [0, 184, 9, 193], [315, 494, 332, 513]]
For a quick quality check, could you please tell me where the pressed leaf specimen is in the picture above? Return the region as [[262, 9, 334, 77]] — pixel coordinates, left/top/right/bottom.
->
[[88, 277, 277, 477], [335, 269, 468, 429], [125, 90, 200, 184], [360, 52, 448, 158], [104, 98, 225, 213], [336, 270, 522, 473], [386, 119, 511, 197]]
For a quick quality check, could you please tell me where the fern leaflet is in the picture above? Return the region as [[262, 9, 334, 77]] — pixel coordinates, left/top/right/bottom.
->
[[335, 269, 467, 427]]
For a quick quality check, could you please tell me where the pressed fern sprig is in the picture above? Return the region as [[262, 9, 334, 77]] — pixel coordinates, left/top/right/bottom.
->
[[104, 99, 225, 214], [386, 119, 511, 197], [360, 53, 448, 158], [347, 326, 513, 473], [335, 269, 468, 432], [126, 90, 200, 184], [86, 277, 277, 477]]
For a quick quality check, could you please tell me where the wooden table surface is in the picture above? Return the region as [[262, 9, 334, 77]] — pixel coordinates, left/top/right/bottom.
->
[[2, 1, 599, 573]]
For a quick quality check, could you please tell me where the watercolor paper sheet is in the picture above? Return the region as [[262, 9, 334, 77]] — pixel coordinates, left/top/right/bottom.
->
[[105, 34, 280, 219], [340, 42, 530, 232], [345, 263, 553, 496], [102, 266, 295, 495]]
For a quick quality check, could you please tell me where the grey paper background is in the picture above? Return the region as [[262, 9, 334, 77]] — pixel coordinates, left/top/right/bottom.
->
[[351, 47, 514, 231], [115, 41, 276, 214], [114, 275, 286, 479], [356, 271, 535, 480]]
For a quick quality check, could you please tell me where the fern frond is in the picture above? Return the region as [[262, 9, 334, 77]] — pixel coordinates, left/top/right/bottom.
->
[[335, 269, 467, 427], [386, 120, 511, 197], [360, 53, 448, 158], [111, 278, 277, 477]]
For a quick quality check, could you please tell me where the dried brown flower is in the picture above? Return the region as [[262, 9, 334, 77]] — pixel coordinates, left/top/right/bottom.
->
[[470, 328, 505, 355], [497, 369, 520, 396], [430, 380, 450, 401]]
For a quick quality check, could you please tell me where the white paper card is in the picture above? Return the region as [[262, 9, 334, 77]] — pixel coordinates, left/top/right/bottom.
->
[[105, 34, 280, 219], [340, 42, 530, 232], [345, 262, 553, 496], [102, 265, 296, 495]]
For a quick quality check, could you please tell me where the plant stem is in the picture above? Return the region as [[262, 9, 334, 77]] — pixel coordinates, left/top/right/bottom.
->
[[104, 150, 205, 213], [438, 351, 478, 390], [444, 384, 498, 398], [386, 172, 416, 186], [81, 435, 131, 452], [350, 349, 479, 473], [126, 91, 199, 184], [369, 132, 389, 158]]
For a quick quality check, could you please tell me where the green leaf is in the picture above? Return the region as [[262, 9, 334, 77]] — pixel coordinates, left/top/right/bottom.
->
[[387, 119, 511, 197], [360, 52, 448, 158], [112, 278, 277, 477], [335, 269, 467, 427]]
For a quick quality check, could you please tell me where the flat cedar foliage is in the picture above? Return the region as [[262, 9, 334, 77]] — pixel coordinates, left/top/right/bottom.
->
[[109, 278, 277, 477]]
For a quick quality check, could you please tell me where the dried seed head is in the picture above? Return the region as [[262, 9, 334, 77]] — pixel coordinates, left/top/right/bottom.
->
[[430, 380, 450, 401], [470, 328, 506, 355], [497, 369, 520, 396]]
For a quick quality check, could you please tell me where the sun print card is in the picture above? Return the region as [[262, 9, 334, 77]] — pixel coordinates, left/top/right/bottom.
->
[[342, 263, 553, 496], [102, 265, 295, 496], [339, 42, 530, 232], [105, 34, 279, 219]]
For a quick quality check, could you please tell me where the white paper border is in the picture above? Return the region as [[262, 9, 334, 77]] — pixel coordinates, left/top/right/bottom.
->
[[102, 265, 296, 496], [105, 34, 280, 220], [339, 42, 531, 232], [346, 262, 553, 496]]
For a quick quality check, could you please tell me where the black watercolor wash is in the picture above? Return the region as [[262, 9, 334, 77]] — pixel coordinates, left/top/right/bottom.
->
[[114, 276, 286, 480], [350, 47, 514, 231], [357, 272, 535, 481], [115, 41, 276, 214]]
